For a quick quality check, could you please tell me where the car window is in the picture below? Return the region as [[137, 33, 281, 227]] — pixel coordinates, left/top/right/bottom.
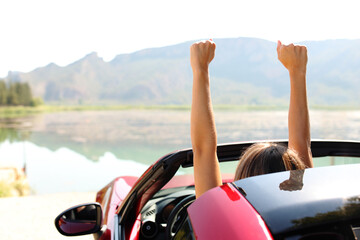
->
[[314, 156, 360, 167], [178, 156, 360, 176]]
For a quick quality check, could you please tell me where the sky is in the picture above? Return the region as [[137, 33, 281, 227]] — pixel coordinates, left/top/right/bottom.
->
[[1, 0, 360, 77]]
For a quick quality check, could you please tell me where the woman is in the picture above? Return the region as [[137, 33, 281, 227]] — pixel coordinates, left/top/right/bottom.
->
[[190, 39, 313, 198]]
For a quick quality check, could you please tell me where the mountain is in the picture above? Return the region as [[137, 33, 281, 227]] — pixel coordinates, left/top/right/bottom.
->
[[6, 37, 360, 106]]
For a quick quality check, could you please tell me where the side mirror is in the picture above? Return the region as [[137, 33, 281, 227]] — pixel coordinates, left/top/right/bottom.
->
[[55, 203, 103, 236]]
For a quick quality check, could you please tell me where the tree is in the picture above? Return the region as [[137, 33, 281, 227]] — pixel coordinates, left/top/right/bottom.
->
[[0, 80, 7, 105], [7, 83, 19, 105], [0, 81, 39, 106], [15, 82, 32, 106], [22, 83, 33, 106]]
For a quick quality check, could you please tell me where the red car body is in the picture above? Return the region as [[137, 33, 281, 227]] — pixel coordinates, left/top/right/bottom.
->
[[55, 140, 360, 240]]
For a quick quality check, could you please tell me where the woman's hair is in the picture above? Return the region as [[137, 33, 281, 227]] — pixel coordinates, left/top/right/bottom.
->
[[234, 142, 306, 180]]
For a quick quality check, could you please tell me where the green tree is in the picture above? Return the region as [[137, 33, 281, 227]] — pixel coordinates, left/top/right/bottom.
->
[[15, 82, 22, 104], [0, 80, 7, 105], [7, 83, 19, 105], [23, 83, 33, 106], [15, 82, 33, 106], [1, 81, 37, 106]]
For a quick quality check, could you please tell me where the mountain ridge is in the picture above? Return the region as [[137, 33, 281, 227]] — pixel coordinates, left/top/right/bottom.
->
[[5, 37, 360, 106]]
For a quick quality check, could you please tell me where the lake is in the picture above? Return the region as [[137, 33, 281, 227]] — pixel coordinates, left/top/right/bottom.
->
[[1, 109, 360, 194]]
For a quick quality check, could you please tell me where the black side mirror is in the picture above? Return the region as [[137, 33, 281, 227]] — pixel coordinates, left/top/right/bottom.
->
[[55, 203, 103, 236]]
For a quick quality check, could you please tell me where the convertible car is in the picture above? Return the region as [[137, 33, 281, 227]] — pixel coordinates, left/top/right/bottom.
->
[[55, 140, 360, 240]]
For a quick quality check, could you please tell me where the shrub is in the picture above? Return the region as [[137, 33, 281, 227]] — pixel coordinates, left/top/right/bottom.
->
[[0, 181, 12, 197]]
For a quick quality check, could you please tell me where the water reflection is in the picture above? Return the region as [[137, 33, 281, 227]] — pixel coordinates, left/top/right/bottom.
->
[[1, 109, 360, 194], [1, 111, 193, 163], [0, 141, 148, 194], [0, 118, 32, 143], [2, 110, 360, 163], [292, 196, 360, 227]]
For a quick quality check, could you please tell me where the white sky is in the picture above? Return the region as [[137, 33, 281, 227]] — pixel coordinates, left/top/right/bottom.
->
[[1, 0, 360, 77]]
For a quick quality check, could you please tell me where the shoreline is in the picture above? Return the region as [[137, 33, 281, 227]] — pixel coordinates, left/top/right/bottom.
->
[[1, 104, 359, 118]]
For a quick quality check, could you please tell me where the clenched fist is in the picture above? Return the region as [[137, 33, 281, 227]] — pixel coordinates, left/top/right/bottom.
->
[[277, 40, 307, 74], [190, 40, 216, 73]]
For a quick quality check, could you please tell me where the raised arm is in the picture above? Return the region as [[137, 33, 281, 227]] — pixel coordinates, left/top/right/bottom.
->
[[190, 40, 222, 198], [277, 41, 313, 168]]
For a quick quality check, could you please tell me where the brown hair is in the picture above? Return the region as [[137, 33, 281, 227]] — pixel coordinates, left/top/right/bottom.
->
[[234, 142, 306, 180]]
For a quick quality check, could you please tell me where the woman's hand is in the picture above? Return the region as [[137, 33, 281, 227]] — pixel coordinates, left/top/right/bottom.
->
[[190, 40, 216, 74], [277, 40, 307, 75]]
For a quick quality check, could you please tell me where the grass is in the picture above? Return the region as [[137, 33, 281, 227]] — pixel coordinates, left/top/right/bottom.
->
[[0, 105, 194, 118], [309, 105, 360, 111], [0, 179, 30, 198], [1, 104, 359, 118]]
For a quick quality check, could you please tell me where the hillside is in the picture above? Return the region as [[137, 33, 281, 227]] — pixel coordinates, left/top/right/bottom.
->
[[6, 37, 360, 106]]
